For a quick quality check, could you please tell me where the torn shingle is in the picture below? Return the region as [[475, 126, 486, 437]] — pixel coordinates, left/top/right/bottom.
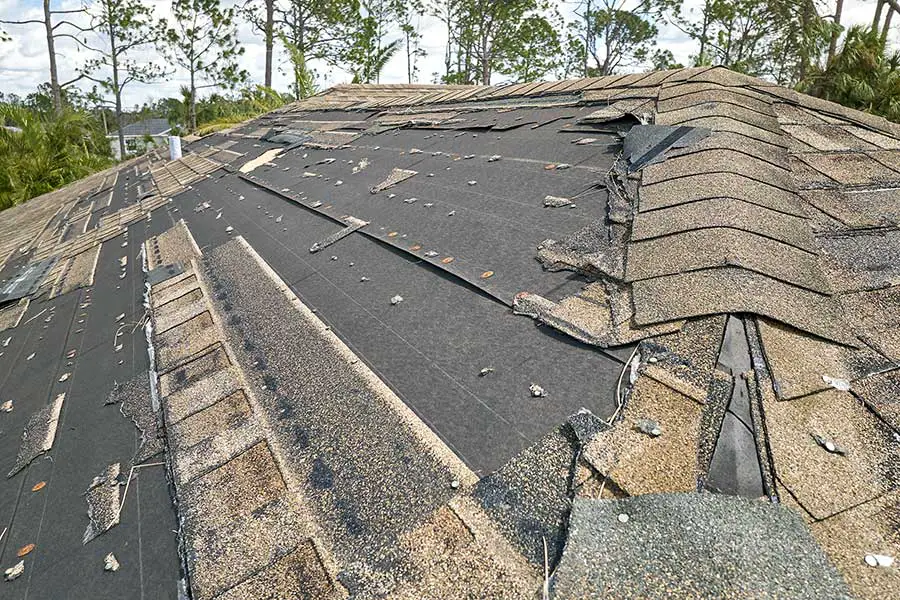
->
[[83, 463, 121, 544], [8, 393, 65, 477]]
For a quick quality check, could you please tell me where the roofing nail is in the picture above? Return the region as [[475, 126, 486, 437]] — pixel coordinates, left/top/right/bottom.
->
[[479, 367, 494, 377], [409, 148, 423, 154], [464, 154, 475, 159], [424, 251, 438, 257], [390, 295, 403, 305], [487, 155, 501, 162], [447, 211, 456, 216], [26, 353, 35, 361], [360, 276, 369, 282], [226, 226, 234, 234], [0, 400, 12, 412], [427, 173, 434, 177], [467, 180, 477, 186], [115, 313, 125, 322], [335, 180, 343, 186]]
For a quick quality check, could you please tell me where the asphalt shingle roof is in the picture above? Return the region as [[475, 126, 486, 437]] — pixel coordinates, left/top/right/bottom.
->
[[0, 67, 897, 599]]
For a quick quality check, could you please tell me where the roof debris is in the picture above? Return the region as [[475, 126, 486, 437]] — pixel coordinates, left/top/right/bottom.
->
[[309, 217, 368, 253], [544, 195, 572, 208], [103, 553, 120, 572], [864, 554, 894, 568], [635, 418, 663, 437], [390, 295, 404, 305], [0, 400, 12, 412], [479, 367, 494, 377], [812, 433, 847, 456], [822, 374, 851, 392], [370, 168, 418, 193], [530, 383, 547, 397], [4, 561, 23, 581]]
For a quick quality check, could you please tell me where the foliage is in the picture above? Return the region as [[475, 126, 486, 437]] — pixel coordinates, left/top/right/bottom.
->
[[496, 14, 562, 82], [152, 85, 291, 134], [807, 25, 900, 122], [274, 0, 359, 93], [280, 33, 320, 99], [0, 104, 112, 211], [589, 1, 658, 75], [80, 0, 168, 158], [164, 0, 249, 131], [641, 0, 836, 85]]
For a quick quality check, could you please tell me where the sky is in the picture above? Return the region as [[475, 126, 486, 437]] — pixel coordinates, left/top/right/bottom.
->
[[0, 0, 893, 108]]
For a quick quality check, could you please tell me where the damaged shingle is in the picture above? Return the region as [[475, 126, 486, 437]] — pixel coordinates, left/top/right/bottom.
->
[[83, 463, 121, 544], [8, 393, 65, 477]]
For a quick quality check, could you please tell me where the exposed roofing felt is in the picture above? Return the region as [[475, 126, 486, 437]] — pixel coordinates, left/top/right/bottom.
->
[[0, 67, 897, 599]]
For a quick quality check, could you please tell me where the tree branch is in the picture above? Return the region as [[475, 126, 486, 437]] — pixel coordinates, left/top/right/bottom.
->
[[0, 19, 45, 25], [60, 73, 86, 87], [55, 32, 103, 53], [53, 19, 94, 32]]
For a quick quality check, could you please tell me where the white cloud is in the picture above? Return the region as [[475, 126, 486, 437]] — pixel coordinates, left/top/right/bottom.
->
[[0, 0, 896, 106]]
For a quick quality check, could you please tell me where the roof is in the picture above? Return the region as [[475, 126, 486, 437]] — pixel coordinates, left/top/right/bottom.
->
[[0, 67, 896, 599], [114, 118, 172, 137]]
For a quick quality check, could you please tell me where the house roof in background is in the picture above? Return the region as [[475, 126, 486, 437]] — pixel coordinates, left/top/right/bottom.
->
[[0, 66, 896, 599], [116, 117, 172, 137]]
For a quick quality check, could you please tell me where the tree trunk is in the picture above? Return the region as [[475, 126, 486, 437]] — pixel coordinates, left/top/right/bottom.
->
[[189, 69, 197, 131], [874, 0, 885, 30], [265, 0, 274, 88], [43, 0, 61, 113], [883, 7, 894, 40], [583, 0, 592, 77], [110, 22, 126, 160], [406, 29, 413, 83], [480, 31, 490, 85], [826, 0, 844, 65]]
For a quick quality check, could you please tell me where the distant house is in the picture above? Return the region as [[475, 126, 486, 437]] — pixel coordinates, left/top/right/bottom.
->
[[108, 118, 171, 159]]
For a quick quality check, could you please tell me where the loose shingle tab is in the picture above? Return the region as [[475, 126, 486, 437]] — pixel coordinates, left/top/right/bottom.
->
[[625, 228, 830, 293], [631, 267, 856, 346], [631, 197, 816, 252], [639, 172, 807, 216]]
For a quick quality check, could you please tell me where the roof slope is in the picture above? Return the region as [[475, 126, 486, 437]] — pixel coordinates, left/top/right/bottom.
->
[[0, 66, 896, 599]]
